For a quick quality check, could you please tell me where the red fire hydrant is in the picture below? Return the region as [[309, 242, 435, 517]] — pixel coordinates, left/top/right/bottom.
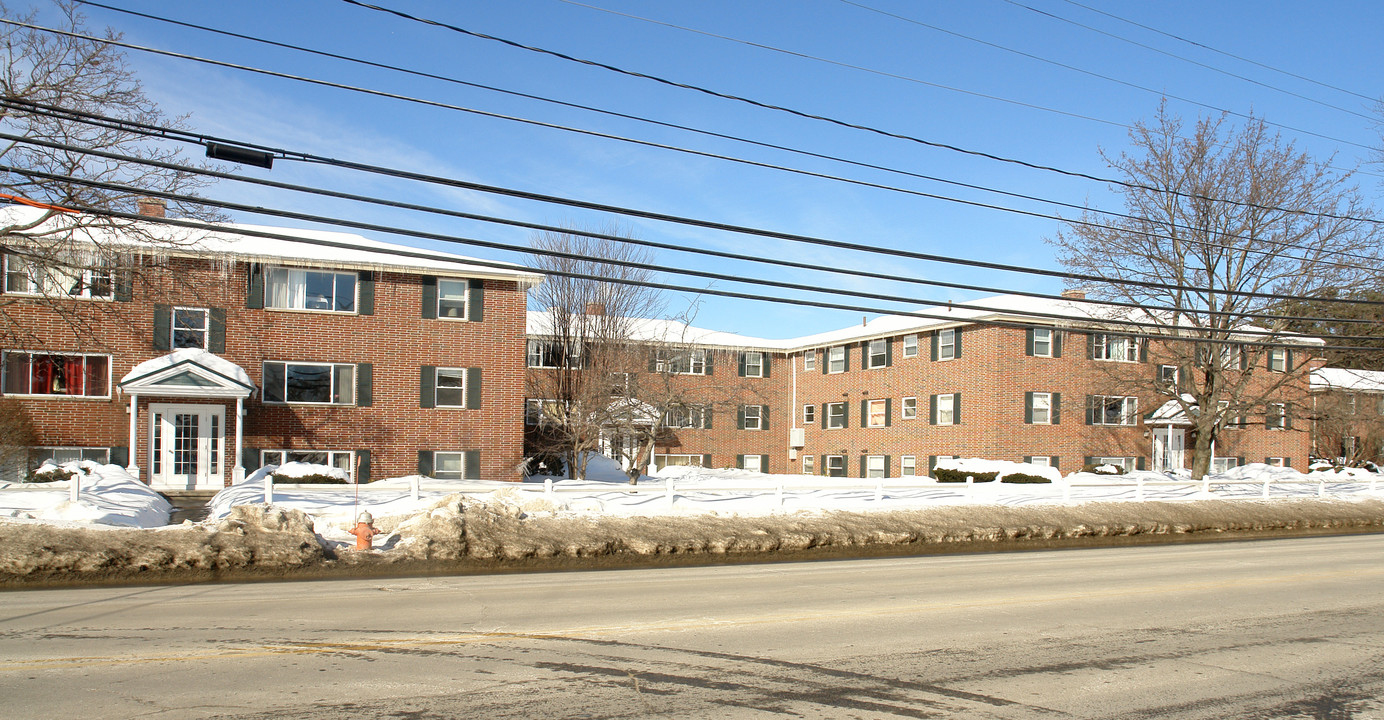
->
[[349, 511, 379, 550]]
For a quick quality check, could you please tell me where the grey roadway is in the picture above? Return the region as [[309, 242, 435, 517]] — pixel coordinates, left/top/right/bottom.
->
[[2, 535, 1384, 719]]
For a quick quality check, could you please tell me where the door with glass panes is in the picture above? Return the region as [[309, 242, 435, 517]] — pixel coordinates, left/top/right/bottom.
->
[[148, 404, 225, 490]]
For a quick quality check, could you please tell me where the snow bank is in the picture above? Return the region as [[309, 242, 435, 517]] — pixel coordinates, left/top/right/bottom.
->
[[0, 462, 170, 528], [934, 457, 1063, 482]]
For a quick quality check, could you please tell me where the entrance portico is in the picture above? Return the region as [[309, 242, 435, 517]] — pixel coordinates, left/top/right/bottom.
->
[[1147, 397, 1196, 473]]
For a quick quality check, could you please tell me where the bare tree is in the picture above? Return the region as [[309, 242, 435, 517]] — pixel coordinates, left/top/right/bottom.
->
[[1, 0, 220, 346], [1051, 103, 1381, 478]]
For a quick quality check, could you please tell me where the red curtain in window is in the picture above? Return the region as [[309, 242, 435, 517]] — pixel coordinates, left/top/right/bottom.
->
[[30, 355, 51, 394], [65, 356, 84, 396], [85, 356, 106, 396]]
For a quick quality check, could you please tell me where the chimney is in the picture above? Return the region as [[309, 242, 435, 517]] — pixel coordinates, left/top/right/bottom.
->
[[136, 198, 167, 218], [584, 302, 606, 316], [1061, 289, 1086, 300]]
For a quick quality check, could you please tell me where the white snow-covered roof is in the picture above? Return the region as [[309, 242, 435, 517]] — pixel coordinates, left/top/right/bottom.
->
[[1146, 395, 1198, 425], [120, 348, 254, 389], [527, 311, 791, 350], [1312, 368, 1384, 393], [0, 205, 543, 284]]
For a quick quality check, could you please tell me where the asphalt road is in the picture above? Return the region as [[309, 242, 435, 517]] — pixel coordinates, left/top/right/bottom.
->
[[2, 535, 1383, 719]]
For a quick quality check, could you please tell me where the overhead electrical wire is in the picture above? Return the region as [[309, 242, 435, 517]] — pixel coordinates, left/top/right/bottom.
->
[[5, 105, 1382, 306]]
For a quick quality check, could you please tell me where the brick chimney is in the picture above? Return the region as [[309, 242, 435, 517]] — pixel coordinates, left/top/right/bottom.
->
[[584, 302, 606, 316], [1060, 289, 1086, 300], [136, 198, 167, 218]]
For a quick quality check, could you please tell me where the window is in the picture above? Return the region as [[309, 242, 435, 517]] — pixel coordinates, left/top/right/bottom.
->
[[1347, 394, 1358, 415], [172, 307, 209, 349], [742, 352, 764, 378], [27, 447, 109, 475], [1028, 456, 1052, 467], [867, 398, 888, 428], [865, 455, 886, 478], [901, 396, 917, 420], [1097, 456, 1136, 473], [664, 404, 708, 429], [803, 351, 816, 371], [434, 367, 467, 407], [528, 340, 581, 369], [432, 451, 465, 480], [654, 348, 706, 375], [261, 450, 354, 481], [937, 329, 957, 361], [2, 352, 109, 397], [4, 252, 113, 299], [802, 455, 814, 475], [1211, 457, 1239, 473], [265, 267, 356, 313], [1266, 403, 1287, 430], [655, 454, 705, 470], [1266, 457, 1287, 468], [825, 402, 847, 429], [803, 405, 815, 424], [902, 334, 918, 358], [1218, 345, 1243, 370], [525, 399, 565, 426], [1091, 395, 1138, 426], [437, 278, 469, 319], [742, 455, 763, 472], [1032, 328, 1053, 357], [262, 361, 355, 404], [934, 393, 956, 426], [741, 405, 764, 430], [1268, 348, 1287, 373], [1158, 365, 1179, 389], [827, 346, 846, 373], [1028, 392, 1053, 425], [866, 339, 888, 369], [825, 455, 845, 477], [901, 455, 917, 476], [1092, 333, 1139, 362]]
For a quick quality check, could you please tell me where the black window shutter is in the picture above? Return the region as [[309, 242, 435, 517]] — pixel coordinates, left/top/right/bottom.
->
[[1025, 391, 1034, 424], [763, 355, 772, 378], [842, 401, 849, 427], [466, 367, 482, 409], [1085, 395, 1095, 425], [1137, 457, 1148, 471], [152, 304, 172, 351], [860, 399, 868, 428], [954, 328, 962, 359], [109, 446, 128, 467], [702, 453, 712, 468], [113, 270, 133, 302], [418, 451, 434, 477], [703, 408, 713, 429], [1084, 456, 1095, 468], [356, 363, 373, 406], [1236, 456, 1246, 468], [737, 405, 746, 430], [1052, 393, 1061, 424], [930, 332, 939, 361], [355, 449, 371, 483], [464, 450, 481, 479], [738, 353, 747, 377], [1286, 349, 1293, 371], [859, 455, 868, 478], [1139, 339, 1148, 363], [357, 271, 375, 315], [1025, 328, 1035, 357], [930, 394, 938, 425], [821, 403, 828, 429], [883, 455, 891, 477], [1053, 331, 1063, 358], [928, 455, 938, 475], [954, 393, 962, 424], [246, 263, 264, 309], [242, 448, 262, 473], [209, 308, 227, 353], [841, 347, 849, 372], [884, 339, 893, 367], [821, 350, 828, 374], [1052, 456, 1060, 470], [1024, 455, 1033, 464], [704, 352, 714, 376], [468, 280, 484, 322], [421, 276, 437, 319], [884, 398, 892, 427], [736, 454, 745, 469], [420, 366, 436, 408], [761, 405, 769, 431]]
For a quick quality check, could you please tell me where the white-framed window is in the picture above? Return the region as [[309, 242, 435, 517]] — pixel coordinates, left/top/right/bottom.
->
[[825, 455, 845, 477], [262, 361, 355, 405], [1092, 395, 1138, 426], [432, 451, 466, 480], [866, 339, 888, 369], [867, 398, 888, 428], [825, 402, 847, 429], [936, 393, 956, 426], [525, 398, 565, 426], [742, 351, 764, 378], [901, 455, 917, 476], [654, 348, 706, 375], [803, 351, 816, 371], [654, 454, 705, 470], [1219, 345, 1242, 370], [938, 329, 957, 361], [901, 396, 917, 420], [802, 455, 815, 475], [261, 450, 354, 481], [742, 405, 764, 430], [1158, 364, 1179, 389], [1029, 392, 1053, 424], [2, 352, 110, 397], [27, 447, 109, 473], [902, 334, 918, 358], [265, 266, 356, 313], [1211, 457, 1238, 473], [437, 278, 469, 320], [827, 346, 846, 373], [803, 404, 815, 424], [528, 340, 582, 369], [1032, 328, 1053, 357], [1097, 456, 1136, 472], [866, 455, 886, 478], [1028, 456, 1052, 467], [1092, 333, 1139, 362], [3, 252, 113, 299], [1267, 348, 1287, 373], [664, 404, 708, 429], [1266, 403, 1287, 430], [172, 307, 210, 349], [742, 455, 763, 472], [1266, 457, 1287, 467], [434, 367, 467, 407]]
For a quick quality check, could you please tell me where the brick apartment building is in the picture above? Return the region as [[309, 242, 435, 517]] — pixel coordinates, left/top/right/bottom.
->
[[526, 296, 1324, 477], [1, 203, 541, 488], [1310, 368, 1384, 465]]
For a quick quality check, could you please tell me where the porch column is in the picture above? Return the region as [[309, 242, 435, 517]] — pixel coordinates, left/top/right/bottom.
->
[[126, 393, 140, 479], [233, 396, 245, 483]]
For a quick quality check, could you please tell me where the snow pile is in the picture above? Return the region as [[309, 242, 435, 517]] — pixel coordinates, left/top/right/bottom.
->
[[270, 461, 350, 482], [0, 462, 171, 528], [934, 457, 1063, 483]]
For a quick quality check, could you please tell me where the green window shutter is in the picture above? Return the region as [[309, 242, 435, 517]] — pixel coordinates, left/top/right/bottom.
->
[[1052, 456, 1060, 470], [884, 398, 892, 427], [1137, 457, 1148, 471], [1052, 393, 1061, 425], [1085, 395, 1095, 425], [763, 354, 772, 378], [821, 403, 828, 429], [109, 446, 128, 467], [1024, 392, 1034, 424], [466, 367, 483, 409], [928, 455, 938, 476], [355, 449, 371, 483], [152, 304, 172, 351], [760, 454, 769, 472], [821, 350, 828, 374], [421, 275, 437, 319], [737, 406, 746, 430], [1084, 456, 1095, 468], [246, 263, 264, 309], [954, 328, 962, 359], [954, 393, 962, 424], [467, 280, 484, 322], [242, 448, 262, 473], [418, 451, 434, 477], [859, 455, 868, 478], [1139, 339, 1148, 363], [1286, 349, 1293, 371], [356, 363, 373, 407], [1236, 456, 1246, 468], [884, 339, 893, 367], [113, 270, 133, 302], [419, 366, 436, 408], [841, 347, 850, 372], [930, 332, 939, 361], [464, 450, 481, 479], [860, 399, 868, 428], [842, 401, 849, 427], [209, 308, 227, 353], [883, 455, 891, 477], [736, 454, 745, 470], [1053, 331, 1063, 358], [929, 394, 938, 425], [702, 453, 712, 468], [738, 353, 747, 377], [1025, 328, 1035, 357], [1024, 455, 1033, 464], [761, 405, 769, 432], [703, 408, 713, 429], [357, 271, 375, 316], [704, 353, 714, 376]]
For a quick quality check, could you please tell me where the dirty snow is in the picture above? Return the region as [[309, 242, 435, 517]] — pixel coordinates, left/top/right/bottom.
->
[[0, 462, 171, 528]]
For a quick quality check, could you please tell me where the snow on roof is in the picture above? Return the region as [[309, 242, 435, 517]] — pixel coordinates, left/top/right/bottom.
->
[[120, 348, 254, 389], [1312, 367, 1384, 393], [1146, 395, 1198, 425], [0, 205, 543, 284], [526, 311, 792, 350]]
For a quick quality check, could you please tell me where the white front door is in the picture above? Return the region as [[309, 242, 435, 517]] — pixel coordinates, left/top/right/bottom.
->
[[149, 404, 224, 490], [1152, 428, 1186, 472]]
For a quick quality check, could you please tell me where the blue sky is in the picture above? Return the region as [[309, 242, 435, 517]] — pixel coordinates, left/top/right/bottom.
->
[[40, 0, 1384, 338]]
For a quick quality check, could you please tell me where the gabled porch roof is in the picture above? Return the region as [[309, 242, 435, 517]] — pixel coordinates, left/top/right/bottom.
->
[[118, 349, 256, 399]]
